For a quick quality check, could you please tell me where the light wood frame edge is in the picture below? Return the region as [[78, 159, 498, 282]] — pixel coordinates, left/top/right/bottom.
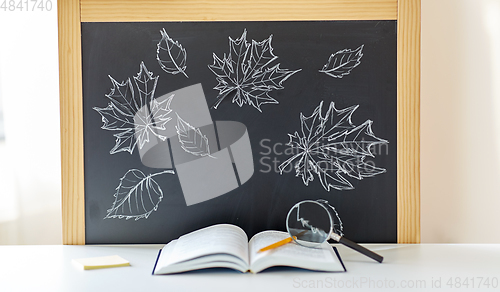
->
[[58, 0, 420, 244], [397, 0, 421, 243], [58, 0, 85, 245], [79, 0, 398, 21]]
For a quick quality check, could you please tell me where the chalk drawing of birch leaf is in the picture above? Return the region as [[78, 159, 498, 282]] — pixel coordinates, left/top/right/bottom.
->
[[208, 29, 301, 112], [278, 100, 388, 192], [94, 62, 174, 154], [157, 28, 188, 78], [319, 45, 364, 78], [175, 114, 213, 158], [104, 169, 174, 221]]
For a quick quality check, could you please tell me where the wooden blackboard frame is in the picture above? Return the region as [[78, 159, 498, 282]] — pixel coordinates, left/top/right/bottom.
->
[[58, 0, 420, 244]]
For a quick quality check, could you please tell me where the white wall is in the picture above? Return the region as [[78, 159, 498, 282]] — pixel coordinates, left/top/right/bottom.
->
[[0, 0, 498, 244], [0, 7, 62, 244], [421, 0, 500, 243]]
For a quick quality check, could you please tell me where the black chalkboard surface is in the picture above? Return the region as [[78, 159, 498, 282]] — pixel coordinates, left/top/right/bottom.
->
[[81, 20, 397, 244]]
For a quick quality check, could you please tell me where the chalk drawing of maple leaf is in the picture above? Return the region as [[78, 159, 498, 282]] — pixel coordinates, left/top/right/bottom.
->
[[208, 29, 301, 112], [279, 101, 388, 191], [94, 62, 174, 154]]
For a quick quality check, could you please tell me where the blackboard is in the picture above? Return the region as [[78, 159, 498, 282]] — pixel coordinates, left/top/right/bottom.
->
[[81, 20, 397, 244]]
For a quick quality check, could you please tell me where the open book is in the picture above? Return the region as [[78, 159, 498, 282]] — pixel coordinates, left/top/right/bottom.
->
[[153, 224, 346, 274]]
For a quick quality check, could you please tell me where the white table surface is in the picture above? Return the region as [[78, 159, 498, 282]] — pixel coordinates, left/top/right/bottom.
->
[[0, 244, 499, 292]]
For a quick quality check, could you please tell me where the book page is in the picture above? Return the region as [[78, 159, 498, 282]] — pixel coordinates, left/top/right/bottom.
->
[[155, 239, 178, 273], [165, 224, 249, 266], [154, 240, 248, 274], [248, 230, 344, 273]]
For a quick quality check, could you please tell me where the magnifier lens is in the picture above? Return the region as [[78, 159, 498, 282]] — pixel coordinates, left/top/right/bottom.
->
[[286, 201, 332, 248]]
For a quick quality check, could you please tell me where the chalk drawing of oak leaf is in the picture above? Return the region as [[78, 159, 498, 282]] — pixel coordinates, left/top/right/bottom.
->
[[208, 29, 301, 112], [278, 101, 388, 191], [94, 62, 174, 154]]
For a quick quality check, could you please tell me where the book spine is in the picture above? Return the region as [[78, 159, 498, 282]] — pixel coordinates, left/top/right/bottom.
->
[[152, 249, 162, 275]]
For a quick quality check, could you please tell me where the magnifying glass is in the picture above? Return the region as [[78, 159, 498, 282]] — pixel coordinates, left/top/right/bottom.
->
[[286, 199, 383, 263]]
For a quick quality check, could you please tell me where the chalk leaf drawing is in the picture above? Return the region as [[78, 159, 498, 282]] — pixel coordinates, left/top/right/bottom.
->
[[157, 28, 188, 78], [278, 101, 388, 191], [297, 199, 344, 236], [319, 45, 364, 78], [208, 29, 301, 112], [104, 169, 175, 221], [94, 62, 174, 154], [176, 114, 214, 158], [320, 199, 344, 236]]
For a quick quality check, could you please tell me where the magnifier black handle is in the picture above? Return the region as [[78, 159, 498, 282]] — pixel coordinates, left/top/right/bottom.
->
[[338, 237, 384, 263]]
